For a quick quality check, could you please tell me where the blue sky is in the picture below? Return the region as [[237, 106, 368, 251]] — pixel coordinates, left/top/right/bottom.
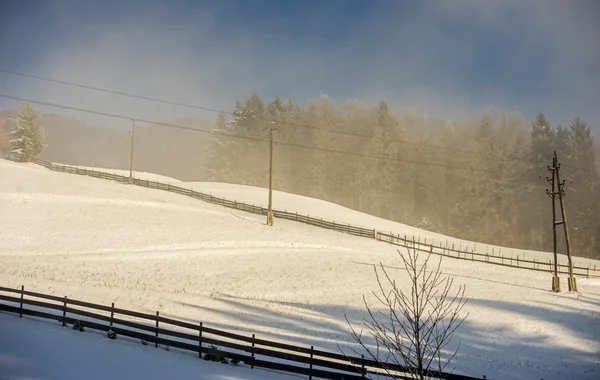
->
[[0, 0, 598, 132]]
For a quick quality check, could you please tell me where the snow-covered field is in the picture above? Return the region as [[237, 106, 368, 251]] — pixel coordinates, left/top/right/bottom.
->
[[0, 312, 298, 380], [1, 158, 600, 380]]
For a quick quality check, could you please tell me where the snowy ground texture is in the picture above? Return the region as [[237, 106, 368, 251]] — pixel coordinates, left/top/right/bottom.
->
[[1, 158, 600, 380], [0, 312, 299, 380]]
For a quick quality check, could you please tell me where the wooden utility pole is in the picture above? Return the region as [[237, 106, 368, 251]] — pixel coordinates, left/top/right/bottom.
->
[[545, 151, 577, 292], [128, 119, 137, 184], [546, 154, 560, 292], [555, 155, 577, 291], [264, 121, 277, 226]]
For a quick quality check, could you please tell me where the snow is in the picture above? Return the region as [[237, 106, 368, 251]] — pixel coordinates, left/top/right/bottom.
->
[[1, 158, 600, 380], [179, 182, 600, 268], [0, 312, 299, 380]]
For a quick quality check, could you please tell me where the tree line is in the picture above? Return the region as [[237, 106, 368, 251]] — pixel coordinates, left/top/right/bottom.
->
[[205, 93, 600, 259]]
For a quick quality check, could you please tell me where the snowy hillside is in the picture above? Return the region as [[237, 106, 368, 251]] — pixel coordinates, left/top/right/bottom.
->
[[1, 158, 599, 380]]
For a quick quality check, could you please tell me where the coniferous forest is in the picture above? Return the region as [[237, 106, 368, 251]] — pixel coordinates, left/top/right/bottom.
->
[[205, 93, 600, 259]]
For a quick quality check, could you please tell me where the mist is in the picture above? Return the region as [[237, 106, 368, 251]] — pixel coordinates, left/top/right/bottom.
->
[[0, 0, 598, 129]]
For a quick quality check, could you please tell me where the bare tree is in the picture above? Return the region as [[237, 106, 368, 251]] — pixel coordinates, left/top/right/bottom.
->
[[346, 247, 468, 379]]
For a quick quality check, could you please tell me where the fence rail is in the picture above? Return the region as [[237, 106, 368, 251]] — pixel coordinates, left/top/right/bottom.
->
[[0, 285, 485, 380], [24, 157, 600, 278]]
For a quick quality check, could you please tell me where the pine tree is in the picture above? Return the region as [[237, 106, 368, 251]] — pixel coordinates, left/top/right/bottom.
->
[[226, 92, 267, 186], [565, 117, 599, 258], [205, 109, 235, 182], [9, 102, 46, 161], [0, 117, 6, 154]]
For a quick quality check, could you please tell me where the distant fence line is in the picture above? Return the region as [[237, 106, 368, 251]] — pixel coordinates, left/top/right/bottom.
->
[[0, 285, 486, 380], [24, 157, 600, 279]]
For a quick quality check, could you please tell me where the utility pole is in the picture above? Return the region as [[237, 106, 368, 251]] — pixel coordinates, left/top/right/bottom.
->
[[555, 154, 577, 292], [264, 121, 277, 226], [545, 151, 577, 292], [546, 153, 560, 292], [128, 119, 137, 184]]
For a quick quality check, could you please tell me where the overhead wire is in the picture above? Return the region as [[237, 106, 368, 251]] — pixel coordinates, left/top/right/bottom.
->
[[0, 93, 492, 173], [0, 67, 527, 162]]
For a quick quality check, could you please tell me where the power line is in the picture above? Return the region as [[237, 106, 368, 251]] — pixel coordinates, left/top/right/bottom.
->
[[0, 67, 514, 161], [0, 93, 491, 173]]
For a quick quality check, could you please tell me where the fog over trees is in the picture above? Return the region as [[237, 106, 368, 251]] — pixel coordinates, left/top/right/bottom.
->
[[205, 93, 600, 259]]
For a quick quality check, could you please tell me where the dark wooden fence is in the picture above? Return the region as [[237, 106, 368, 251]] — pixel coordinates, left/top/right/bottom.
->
[[0, 285, 486, 380], [377, 232, 597, 278], [26, 157, 600, 278]]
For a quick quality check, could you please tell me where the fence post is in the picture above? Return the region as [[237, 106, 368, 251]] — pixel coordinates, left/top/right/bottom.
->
[[587, 267, 590, 278], [198, 322, 203, 358], [517, 256, 519, 267], [251, 334, 256, 369], [110, 302, 115, 328], [309, 345, 314, 380], [361, 354, 366, 378], [62, 296, 68, 327], [155, 311, 160, 348], [19, 285, 24, 318]]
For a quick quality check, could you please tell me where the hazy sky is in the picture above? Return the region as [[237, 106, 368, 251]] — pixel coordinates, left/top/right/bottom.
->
[[0, 0, 598, 131]]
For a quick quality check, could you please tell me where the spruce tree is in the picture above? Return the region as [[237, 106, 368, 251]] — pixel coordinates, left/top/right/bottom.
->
[[0, 117, 6, 154], [566, 117, 599, 258], [204, 109, 234, 182], [9, 102, 46, 161]]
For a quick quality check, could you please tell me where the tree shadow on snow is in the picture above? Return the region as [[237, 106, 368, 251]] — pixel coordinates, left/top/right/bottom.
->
[[165, 290, 600, 380]]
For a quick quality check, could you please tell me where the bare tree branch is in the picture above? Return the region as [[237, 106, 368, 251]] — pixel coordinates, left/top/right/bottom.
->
[[345, 247, 468, 379]]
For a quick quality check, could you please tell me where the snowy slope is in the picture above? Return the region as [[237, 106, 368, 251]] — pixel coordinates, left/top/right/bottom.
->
[[1, 158, 600, 380], [181, 181, 599, 268], [0, 312, 299, 380]]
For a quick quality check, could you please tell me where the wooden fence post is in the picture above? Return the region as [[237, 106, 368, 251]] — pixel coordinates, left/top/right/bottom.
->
[[62, 296, 68, 327], [517, 256, 519, 267], [109, 302, 115, 328], [19, 285, 24, 318], [587, 267, 590, 279], [198, 322, 203, 358], [251, 334, 256, 369], [309, 345, 314, 380], [361, 354, 366, 378], [155, 311, 160, 348]]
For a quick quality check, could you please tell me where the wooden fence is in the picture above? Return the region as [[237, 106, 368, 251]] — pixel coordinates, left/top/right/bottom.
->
[[377, 232, 597, 278], [0, 285, 485, 380], [26, 157, 600, 279]]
